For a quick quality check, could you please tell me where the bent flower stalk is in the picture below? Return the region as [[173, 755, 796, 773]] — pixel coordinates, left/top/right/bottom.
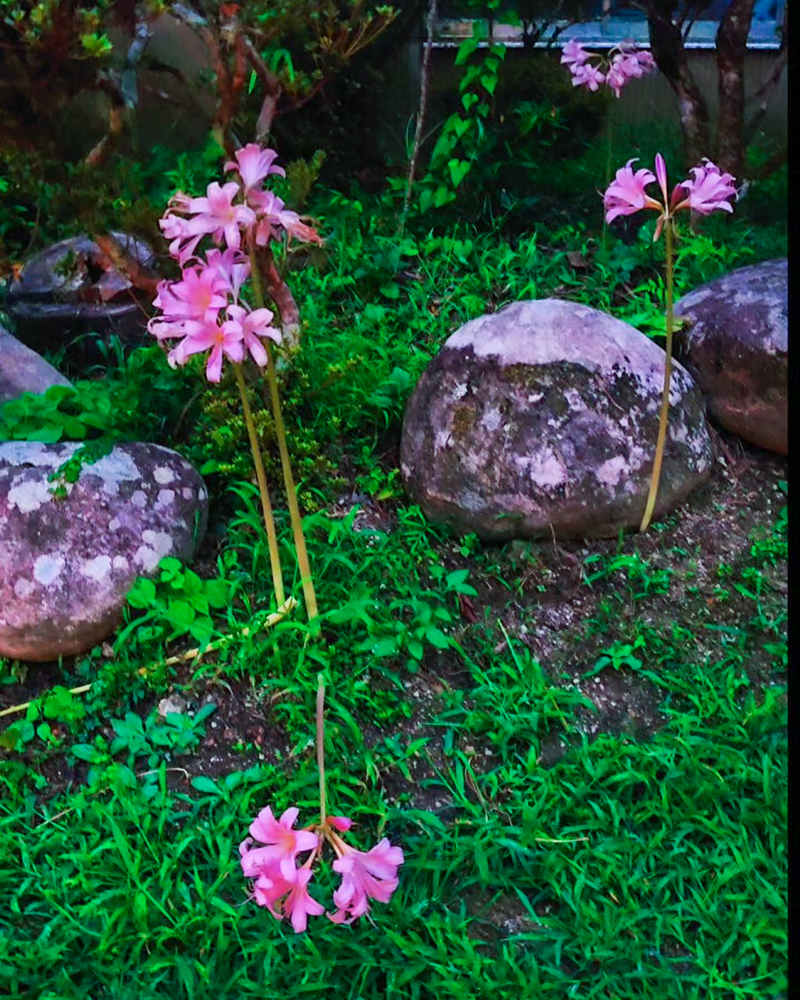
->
[[602, 154, 737, 532], [240, 678, 404, 931]]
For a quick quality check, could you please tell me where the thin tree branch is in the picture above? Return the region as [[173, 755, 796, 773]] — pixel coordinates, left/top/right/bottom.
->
[[401, 0, 438, 234]]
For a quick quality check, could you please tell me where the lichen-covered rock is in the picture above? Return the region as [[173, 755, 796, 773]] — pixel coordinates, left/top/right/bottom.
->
[[401, 299, 713, 540], [4, 232, 155, 357], [0, 325, 72, 405], [674, 259, 787, 455], [0, 441, 207, 662]]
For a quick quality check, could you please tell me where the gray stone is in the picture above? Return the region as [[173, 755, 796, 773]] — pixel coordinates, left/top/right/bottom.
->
[[4, 232, 155, 357], [400, 299, 713, 540], [0, 325, 72, 404], [674, 259, 787, 455], [0, 441, 207, 662]]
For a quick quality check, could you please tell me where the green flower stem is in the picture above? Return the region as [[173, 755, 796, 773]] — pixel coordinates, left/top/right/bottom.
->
[[640, 219, 675, 533], [233, 363, 286, 607], [249, 242, 319, 620], [316, 674, 327, 826]]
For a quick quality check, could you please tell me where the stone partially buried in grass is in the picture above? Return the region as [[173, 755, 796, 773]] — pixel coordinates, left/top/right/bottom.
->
[[400, 299, 712, 540], [674, 259, 787, 455], [0, 441, 208, 662]]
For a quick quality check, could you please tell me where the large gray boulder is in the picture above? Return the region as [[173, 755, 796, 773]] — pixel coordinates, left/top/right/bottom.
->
[[0, 441, 207, 662], [4, 232, 155, 358], [674, 259, 787, 455], [0, 325, 72, 405], [401, 299, 713, 540]]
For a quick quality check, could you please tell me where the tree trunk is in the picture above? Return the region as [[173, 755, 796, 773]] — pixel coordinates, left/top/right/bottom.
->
[[715, 0, 756, 177], [646, 3, 712, 165]]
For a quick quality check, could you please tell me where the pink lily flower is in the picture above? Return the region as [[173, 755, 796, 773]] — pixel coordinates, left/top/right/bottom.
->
[[249, 806, 320, 881], [560, 40, 589, 68], [283, 868, 326, 933], [204, 247, 250, 301], [180, 181, 257, 252], [328, 838, 404, 924], [603, 158, 661, 224], [571, 62, 605, 92], [606, 56, 629, 98], [674, 159, 737, 215], [225, 143, 286, 193], [169, 316, 245, 382], [166, 264, 230, 319], [252, 865, 296, 918], [223, 304, 282, 367]]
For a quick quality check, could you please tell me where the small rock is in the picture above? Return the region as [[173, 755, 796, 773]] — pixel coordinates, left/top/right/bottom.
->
[[158, 694, 188, 717], [5, 232, 156, 359], [0, 325, 72, 405], [674, 259, 787, 455], [0, 441, 208, 662], [400, 299, 712, 540]]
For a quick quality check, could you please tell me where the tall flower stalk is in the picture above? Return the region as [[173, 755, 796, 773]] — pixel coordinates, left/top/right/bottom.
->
[[148, 144, 323, 618], [603, 154, 737, 531]]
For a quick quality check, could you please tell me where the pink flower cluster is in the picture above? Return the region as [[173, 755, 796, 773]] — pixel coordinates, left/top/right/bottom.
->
[[603, 153, 737, 239], [148, 144, 322, 382], [239, 806, 404, 932], [561, 40, 656, 98]]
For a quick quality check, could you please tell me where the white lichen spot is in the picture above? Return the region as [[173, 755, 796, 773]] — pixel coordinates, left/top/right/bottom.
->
[[197, 487, 207, 502], [154, 466, 175, 485], [595, 456, 628, 488], [108, 517, 121, 531], [182, 488, 193, 500], [33, 554, 65, 587], [130, 490, 148, 509], [89, 450, 141, 496], [156, 489, 175, 508], [518, 449, 567, 490], [433, 429, 451, 453], [80, 555, 112, 582], [8, 480, 53, 514], [134, 530, 174, 572], [14, 578, 34, 600], [669, 421, 689, 444], [480, 407, 503, 433], [113, 555, 129, 571], [451, 382, 468, 401]]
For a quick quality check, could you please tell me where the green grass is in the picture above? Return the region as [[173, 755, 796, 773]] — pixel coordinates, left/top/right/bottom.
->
[[0, 150, 788, 998]]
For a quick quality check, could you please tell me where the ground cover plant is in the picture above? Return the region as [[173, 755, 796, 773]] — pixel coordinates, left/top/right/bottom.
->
[[0, 14, 788, 999]]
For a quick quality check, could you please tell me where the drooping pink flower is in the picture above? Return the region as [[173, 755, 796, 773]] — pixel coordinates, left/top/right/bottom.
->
[[560, 40, 589, 69], [250, 189, 324, 246], [283, 868, 326, 933], [223, 304, 282, 367], [252, 865, 295, 919], [571, 62, 605, 92], [603, 158, 661, 223], [328, 838, 404, 924], [248, 806, 319, 881], [225, 144, 286, 193], [674, 159, 738, 215]]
